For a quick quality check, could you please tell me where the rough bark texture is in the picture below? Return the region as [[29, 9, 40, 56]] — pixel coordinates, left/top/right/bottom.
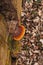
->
[[0, 0, 22, 21], [0, 0, 18, 21], [0, 0, 22, 65], [0, 43, 11, 65], [12, 0, 22, 21], [0, 15, 11, 65]]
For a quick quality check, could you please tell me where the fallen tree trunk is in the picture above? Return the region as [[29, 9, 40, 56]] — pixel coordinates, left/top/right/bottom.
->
[[12, 0, 22, 21], [0, 43, 11, 65], [0, 15, 11, 65], [0, 0, 23, 65]]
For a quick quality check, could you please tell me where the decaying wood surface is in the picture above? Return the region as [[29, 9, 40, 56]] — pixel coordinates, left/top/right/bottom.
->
[[0, 0, 22, 65], [0, 43, 11, 65], [0, 0, 22, 22], [12, 0, 22, 21], [0, 0, 18, 21], [0, 15, 11, 65]]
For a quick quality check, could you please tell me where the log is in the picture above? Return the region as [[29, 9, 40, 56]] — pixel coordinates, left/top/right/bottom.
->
[[0, 15, 11, 65], [0, 0, 23, 65], [12, 0, 22, 21], [0, 42, 11, 65]]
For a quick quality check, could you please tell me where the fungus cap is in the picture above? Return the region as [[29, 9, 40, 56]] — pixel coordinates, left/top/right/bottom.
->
[[13, 25, 25, 41]]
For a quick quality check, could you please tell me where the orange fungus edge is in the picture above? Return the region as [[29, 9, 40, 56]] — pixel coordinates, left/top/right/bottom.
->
[[13, 25, 25, 41]]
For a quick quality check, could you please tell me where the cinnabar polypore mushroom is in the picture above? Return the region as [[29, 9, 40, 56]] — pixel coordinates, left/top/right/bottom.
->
[[13, 25, 25, 41]]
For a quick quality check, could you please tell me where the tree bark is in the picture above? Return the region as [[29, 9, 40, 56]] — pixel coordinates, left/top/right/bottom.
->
[[0, 15, 11, 65], [0, 43, 11, 65], [12, 0, 22, 21], [0, 0, 23, 65]]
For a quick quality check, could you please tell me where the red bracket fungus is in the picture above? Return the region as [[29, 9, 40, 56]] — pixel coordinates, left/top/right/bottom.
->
[[13, 25, 25, 41]]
